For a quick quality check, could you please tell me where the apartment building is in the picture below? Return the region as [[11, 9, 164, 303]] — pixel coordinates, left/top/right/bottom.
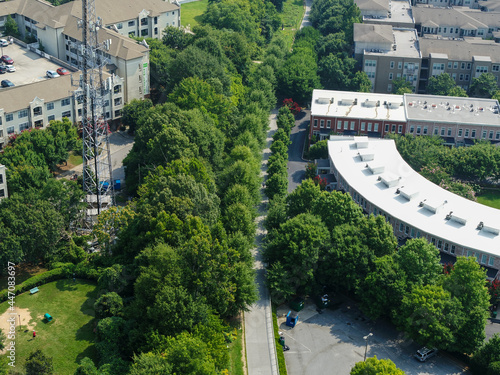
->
[[356, 0, 415, 28], [415, 0, 479, 9], [0, 165, 7, 201], [479, 0, 500, 11], [354, 24, 421, 93], [309, 89, 500, 146], [413, 6, 500, 39], [327, 136, 500, 277], [0, 73, 124, 149]]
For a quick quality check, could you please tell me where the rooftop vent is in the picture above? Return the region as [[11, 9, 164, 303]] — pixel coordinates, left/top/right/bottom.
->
[[367, 162, 385, 175], [400, 186, 419, 201], [450, 213, 467, 225], [381, 173, 400, 188], [422, 199, 447, 214], [317, 97, 330, 104]]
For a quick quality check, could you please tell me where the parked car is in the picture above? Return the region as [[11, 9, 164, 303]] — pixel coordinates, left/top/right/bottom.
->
[[46, 70, 59, 78], [0, 39, 8, 47], [1, 80, 14, 87], [0, 66, 6, 74], [414, 347, 438, 362], [1, 55, 13, 64], [5, 65, 15, 72], [56, 67, 70, 75]]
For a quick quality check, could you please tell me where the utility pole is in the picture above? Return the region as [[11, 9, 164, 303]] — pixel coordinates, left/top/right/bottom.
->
[[77, 0, 114, 228]]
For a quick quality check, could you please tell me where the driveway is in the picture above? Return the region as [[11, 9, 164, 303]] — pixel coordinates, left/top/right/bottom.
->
[[278, 300, 471, 375], [287, 110, 310, 192]]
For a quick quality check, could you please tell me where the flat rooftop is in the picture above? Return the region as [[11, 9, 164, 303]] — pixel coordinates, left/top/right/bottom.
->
[[0, 42, 74, 87], [363, 0, 414, 24], [311, 89, 407, 122], [364, 28, 421, 58], [404, 94, 500, 126], [328, 137, 500, 258]]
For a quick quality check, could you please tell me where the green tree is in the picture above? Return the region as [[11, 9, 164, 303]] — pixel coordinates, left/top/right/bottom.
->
[[121, 99, 153, 134], [129, 353, 172, 375], [393, 77, 413, 94], [74, 357, 99, 375], [350, 356, 405, 375], [94, 292, 124, 319], [471, 334, 500, 375], [162, 25, 192, 50], [265, 171, 288, 200], [468, 73, 499, 98], [427, 73, 467, 97], [310, 0, 361, 41], [4, 15, 19, 38], [25, 350, 54, 375], [308, 140, 328, 159], [278, 52, 322, 104]]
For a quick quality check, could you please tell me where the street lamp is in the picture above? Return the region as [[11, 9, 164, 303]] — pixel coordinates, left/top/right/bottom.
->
[[363, 333, 373, 361]]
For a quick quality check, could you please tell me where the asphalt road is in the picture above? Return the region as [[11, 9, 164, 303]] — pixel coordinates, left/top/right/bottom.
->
[[287, 110, 310, 192]]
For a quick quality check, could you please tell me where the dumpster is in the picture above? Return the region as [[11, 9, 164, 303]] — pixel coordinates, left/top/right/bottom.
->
[[114, 179, 121, 191], [290, 297, 305, 312], [286, 311, 298, 328]]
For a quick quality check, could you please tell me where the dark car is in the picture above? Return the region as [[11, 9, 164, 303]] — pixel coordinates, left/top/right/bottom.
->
[[0, 66, 6, 74], [1, 55, 13, 64], [1, 80, 14, 88], [56, 68, 70, 75]]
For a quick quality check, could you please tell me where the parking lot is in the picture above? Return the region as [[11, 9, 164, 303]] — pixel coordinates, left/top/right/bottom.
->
[[278, 300, 471, 375], [0, 42, 70, 87]]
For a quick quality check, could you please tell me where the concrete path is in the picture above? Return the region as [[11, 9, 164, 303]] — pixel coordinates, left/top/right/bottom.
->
[[300, 0, 313, 29], [287, 110, 310, 192], [245, 109, 279, 375]]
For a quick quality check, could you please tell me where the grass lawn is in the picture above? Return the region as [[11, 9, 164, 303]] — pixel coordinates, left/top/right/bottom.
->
[[68, 151, 83, 166], [0, 280, 98, 374], [477, 189, 500, 209], [279, 0, 305, 49], [227, 320, 244, 375], [181, 0, 208, 28]]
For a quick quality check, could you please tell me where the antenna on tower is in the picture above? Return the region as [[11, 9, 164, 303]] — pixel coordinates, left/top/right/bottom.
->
[[75, 0, 114, 228]]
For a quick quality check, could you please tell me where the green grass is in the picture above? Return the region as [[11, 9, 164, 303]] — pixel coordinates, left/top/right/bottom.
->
[[279, 0, 306, 49], [272, 311, 287, 375], [227, 321, 244, 375], [477, 189, 500, 209], [68, 151, 83, 166], [0, 280, 98, 374], [181, 0, 208, 28]]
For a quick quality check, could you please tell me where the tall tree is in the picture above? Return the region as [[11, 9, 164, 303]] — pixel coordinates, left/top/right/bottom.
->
[[350, 356, 405, 375], [468, 73, 499, 98], [25, 350, 54, 375], [427, 73, 467, 97]]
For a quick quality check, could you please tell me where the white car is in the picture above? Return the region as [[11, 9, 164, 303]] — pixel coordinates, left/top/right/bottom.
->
[[46, 70, 59, 78], [414, 347, 438, 362], [5, 65, 15, 72], [0, 39, 8, 47]]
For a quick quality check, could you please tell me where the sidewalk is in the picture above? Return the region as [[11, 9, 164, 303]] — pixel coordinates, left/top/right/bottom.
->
[[244, 109, 279, 375]]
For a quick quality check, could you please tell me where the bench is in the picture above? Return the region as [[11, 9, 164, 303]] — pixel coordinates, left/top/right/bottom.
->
[[44, 313, 52, 322], [30, 287, 39, 294]]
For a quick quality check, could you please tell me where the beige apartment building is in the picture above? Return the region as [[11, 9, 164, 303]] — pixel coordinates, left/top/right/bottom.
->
[[0, 165, 7, 201]]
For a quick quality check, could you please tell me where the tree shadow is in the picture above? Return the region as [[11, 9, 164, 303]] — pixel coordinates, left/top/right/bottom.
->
[[55, 279, 78, 292]]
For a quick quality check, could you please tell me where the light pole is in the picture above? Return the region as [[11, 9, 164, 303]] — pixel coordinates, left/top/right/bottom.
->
[[363, 333, 373, 361]]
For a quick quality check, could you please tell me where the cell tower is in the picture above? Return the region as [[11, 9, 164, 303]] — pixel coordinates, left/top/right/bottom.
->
[[78, 0, 114, 226]]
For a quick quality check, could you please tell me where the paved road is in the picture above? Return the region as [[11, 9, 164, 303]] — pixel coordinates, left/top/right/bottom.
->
[[245, 109, 279, 375], [287, 110, 310, 193], [300, 0, 313, 29]]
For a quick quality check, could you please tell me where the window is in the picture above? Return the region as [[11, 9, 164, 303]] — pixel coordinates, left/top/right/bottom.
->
[[465, 129, 470, 137], [326, 120, 331, 129], [390, 61, 394, 69], [336, 120, 341, 129], [411, 228, 415, 237], [350, 121, 355, 130], [391, 124, 396, 132], [361, 122, 366, 131], [47, 102, 54, 110], [114, 85, 122, 94], [416, 231, 421, 238], [451, 245, 455, 255], [368, 123, 372, 131], [19, 122, 29, 131], [33, 107, 42, 116], [431, 238, 436, 245], [344, 121, 348, 130], [399, 223, 404, 232], [128, 20, 135, 27], [458, 129, 463, 137], [453, 62, 458, 69], [313, 119, 318, 128], [140, 18, 148, 26], [18, 109, 28, 119], [105, 112, 110, 119], [493, 65, 500, 72], [467, 63, 471, 70], [447, 62, 452, 69], [61, 98, 70, 106], [452, 73, 457, 80], [471, 129, 476, 138], [433, 127, 439, 135], [374, 123, 378, 132], [389, 73, 393, 80], [461, 62, 466, 70], [482, 254, 488, 264], [482, 130, 487, 139], [129, 31, 135, 36], [62, 110, 71, 118], [114, 109, 122, 117], [417, 126, 421, 134], [410, 126, 414, 133], [48, 115, 55, 122], [387, 84, 392, 92], [444, 243, 449, 252], [423, 126, 428, 135], [465, 74, 470, 81], [437, 240, 442, 249], [116, 23, 123, 29], [496, 132, 500, 140], [441, 127, 445, 136], [78, 109, 82, 117], [7, 126, 14, 134], [320, 119, 324, 128], [154, 27, 158, 35], [489, 257, 495, 266], [467, 250, 473, 257], [405, 226, 409, 235], [489, 131, 494, 139], [154, 17, 158, 25], [398, 62, 402, 69], [398, 125, 403, 133], [447, 128, 452, 136], [385, 124, 389, 132], [6, 113, 13, 122], [0, 189, 4, 198], [141, 29, 148, 36]]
